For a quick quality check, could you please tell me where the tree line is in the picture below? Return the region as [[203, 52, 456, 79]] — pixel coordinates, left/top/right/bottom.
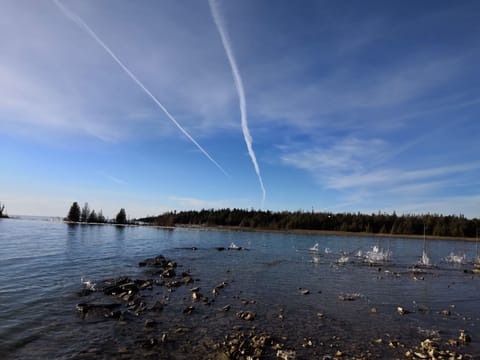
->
[[65, 202, 129, 225], [139, 208, 480, 238]]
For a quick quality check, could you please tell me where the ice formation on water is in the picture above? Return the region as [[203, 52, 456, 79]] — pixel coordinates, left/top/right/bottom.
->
[[309, 243, 319, 252], [355, 250, 363, 258], [336, 255, 350, 264], [81, 277, 96, 291], [419, 249, 430, 266], [228, 242, 240, 250], [444, 252, 466, 264], [474, 255, 480, 266], [365, 245, 391, 264]]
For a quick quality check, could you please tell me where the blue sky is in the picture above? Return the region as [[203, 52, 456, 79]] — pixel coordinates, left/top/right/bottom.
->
[[1, 0, 479, 219]]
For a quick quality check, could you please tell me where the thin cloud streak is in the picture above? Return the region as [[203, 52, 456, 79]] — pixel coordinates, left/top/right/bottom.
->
[[209, 0, 266, 206], [53, 0, 228, 177], [327, 162, 480, 190]]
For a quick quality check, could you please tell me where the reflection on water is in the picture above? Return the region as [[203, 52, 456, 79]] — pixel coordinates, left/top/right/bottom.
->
[[0, 218, 479, 358]]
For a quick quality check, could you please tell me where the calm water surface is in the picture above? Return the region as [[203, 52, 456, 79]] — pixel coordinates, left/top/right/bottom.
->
[[1, 218, 479, 359]]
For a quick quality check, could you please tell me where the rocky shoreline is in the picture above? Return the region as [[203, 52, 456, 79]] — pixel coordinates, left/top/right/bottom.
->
[[74, 253, 477, 359]]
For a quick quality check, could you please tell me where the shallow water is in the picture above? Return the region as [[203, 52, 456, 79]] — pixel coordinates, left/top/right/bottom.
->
[[1, 218, 479, 358]]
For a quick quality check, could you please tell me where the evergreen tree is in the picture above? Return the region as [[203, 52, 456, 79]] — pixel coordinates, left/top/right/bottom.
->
[[97, 210, 106, 223], [87, 209, 97, 223], [116, 208, 127, 224], [80, 203, 90, 222], [0, 202, 7, 218], [67, 202, 81, 222]]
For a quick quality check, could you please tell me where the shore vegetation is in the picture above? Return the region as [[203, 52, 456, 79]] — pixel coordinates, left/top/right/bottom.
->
[[139, 208, 480, 239], [65, 202, 124, 225]]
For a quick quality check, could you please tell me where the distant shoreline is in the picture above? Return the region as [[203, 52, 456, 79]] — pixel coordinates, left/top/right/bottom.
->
[[171, 224, 479, 242], [5, 217, 478, 242]]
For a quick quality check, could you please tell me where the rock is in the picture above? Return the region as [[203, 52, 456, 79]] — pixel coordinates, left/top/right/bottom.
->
[[144, 319, 156, 329], [222, 304, 231, 311], [440, 309, 451, 316], [183, 306, 194, 314], [413, 351, 427, 359], [161, 268, 176, 278], [212, 288, 219, 296], [447, 338, 458, 346], [300, 289, 310, 295], [216, 281, 228, 289], [236, 311, 256, 321], [371, 307, 377, 313], [397, 306, 410, 315], [459, 330, 471, 344], [302, 337, 313, 347], [276, 349, 296, 360]]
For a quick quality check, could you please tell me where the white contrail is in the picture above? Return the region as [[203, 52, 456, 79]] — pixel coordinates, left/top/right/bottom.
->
[[53, 0, 228, 177], [208, 0, 266, 206]]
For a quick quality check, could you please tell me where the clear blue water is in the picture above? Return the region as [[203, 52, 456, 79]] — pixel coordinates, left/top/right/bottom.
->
[[1, 218, 479, 359]]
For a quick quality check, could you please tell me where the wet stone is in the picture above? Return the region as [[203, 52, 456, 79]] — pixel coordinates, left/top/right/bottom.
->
[[236, 311, 256, 321]]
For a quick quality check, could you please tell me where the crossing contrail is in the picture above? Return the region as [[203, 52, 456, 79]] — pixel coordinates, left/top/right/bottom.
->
[[53, 0, 228, 177], [208, 0, 266, 206]]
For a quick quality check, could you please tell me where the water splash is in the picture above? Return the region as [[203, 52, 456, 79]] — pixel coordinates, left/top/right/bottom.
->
[[336, 255, 350, 264], [80, 277, 96, 291], [419, 249, 430, 266], [228, 242, 240, 250], [309, 243, 319, 252], [444, 252, 466, 264], [324, 247, 332, 254], [474, 255, 480, 266], [365, 245, 391, 264]]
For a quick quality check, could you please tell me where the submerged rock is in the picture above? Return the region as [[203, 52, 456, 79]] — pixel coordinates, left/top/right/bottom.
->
[[397, 306, 410, 315], [276, 349, 296, 360], [459, 330, 471, 344], [236, 311, 256, 321]]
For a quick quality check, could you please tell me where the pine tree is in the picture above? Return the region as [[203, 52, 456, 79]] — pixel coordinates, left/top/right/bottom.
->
[[87, 209, 98, 223], [67, 202, 81, 222], [80, 203, 90, 222], [97, 210, 106, 223], [0, 202, 7, 218], [116, 208, 127, 224]]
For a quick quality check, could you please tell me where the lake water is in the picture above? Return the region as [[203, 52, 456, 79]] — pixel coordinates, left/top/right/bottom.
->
[[1, 218, 479, 359]]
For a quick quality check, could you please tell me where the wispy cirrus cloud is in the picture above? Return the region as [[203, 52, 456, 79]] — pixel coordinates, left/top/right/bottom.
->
[[0, 1, 237, 143], [281, 137, 387, 174], [325, 163, 480, 190]]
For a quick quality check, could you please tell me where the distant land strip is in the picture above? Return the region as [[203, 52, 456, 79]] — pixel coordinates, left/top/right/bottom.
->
[[138, 208, 480, 239]]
